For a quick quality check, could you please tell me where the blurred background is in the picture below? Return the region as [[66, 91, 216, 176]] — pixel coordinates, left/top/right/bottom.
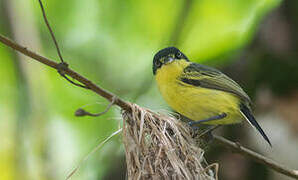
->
[[0, 0, 298, 179]]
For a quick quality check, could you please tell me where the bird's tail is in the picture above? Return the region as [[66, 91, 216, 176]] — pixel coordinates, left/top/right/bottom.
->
[[240, 103, 272, 147]]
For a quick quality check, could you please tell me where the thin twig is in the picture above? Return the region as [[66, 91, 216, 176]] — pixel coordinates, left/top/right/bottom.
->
[[38, 0, 64, 63], [56, 62, 90, 89], [213, 135, 298, 179], [75, 96, 116, 117], [37, 4, 120, 179], [66, 128, 122, 180], [60, 73, 90, 89], [38, 0, 89, 89], [0, 34, 131, 111]]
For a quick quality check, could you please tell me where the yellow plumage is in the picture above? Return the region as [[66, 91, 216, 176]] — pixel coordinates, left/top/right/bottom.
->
[[155, 60, 243, 125], [152, 47, 271, 146]]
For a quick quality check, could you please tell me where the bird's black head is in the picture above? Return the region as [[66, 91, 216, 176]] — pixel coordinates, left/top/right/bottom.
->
[[152, 47, 189, 75]]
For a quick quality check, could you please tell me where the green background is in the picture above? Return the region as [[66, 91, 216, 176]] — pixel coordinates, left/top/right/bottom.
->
[[1, 0, 298, 179]]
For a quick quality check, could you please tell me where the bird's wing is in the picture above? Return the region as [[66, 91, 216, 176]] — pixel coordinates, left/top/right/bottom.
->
[[180, 63, 251, 104]]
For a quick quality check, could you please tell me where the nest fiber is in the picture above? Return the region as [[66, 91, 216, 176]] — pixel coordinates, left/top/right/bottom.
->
[[122, 104, 217, 180]]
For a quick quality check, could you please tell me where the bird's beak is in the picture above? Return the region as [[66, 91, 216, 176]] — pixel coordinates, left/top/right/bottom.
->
[[164, 57, 174, 64]]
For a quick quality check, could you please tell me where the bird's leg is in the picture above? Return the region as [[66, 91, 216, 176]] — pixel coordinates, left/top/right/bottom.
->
[[189, 113, 226, 140], [188, 113, 227, 126]]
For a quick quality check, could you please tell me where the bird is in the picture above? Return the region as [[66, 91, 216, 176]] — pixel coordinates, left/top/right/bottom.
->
[[153, 47, 271, 146]]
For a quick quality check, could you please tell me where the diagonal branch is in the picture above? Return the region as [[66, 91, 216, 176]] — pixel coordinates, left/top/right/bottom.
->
[[0, 34, 131, 111], [213, 135, 298, 179]]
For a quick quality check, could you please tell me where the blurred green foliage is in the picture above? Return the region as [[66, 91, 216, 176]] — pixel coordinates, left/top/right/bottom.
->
[[0, 0, 281, 179]]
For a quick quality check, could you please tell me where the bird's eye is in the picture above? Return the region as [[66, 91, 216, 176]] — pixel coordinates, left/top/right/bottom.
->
[[155, 60, 161, 67], [176, 52, 183, 59]]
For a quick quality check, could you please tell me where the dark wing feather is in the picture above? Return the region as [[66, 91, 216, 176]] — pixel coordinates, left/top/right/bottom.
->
[[240, 103, 271, 146], [180, 63, 251, 104]]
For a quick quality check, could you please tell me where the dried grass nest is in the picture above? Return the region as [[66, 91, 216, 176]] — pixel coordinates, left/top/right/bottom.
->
[[122, 104, 218, 180]]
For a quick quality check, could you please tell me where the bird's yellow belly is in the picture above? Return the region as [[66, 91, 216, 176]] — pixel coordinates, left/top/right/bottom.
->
[[158, 81, 243, 125]]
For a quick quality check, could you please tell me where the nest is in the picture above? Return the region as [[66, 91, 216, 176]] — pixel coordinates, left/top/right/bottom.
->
[[122, 104, 218, 180]]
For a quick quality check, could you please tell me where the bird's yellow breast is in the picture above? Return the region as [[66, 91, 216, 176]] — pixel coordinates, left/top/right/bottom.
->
[[155, 60, 243, 125]]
